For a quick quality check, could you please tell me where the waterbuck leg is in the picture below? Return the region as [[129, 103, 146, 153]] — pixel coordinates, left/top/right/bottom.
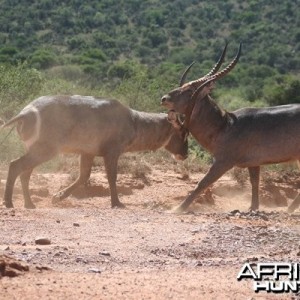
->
[[288, 193, 300, 213], [248, 166, 260, 211], [103, 152, 124, 208], [4, 146, 56, 208], [20, 168, 35, 209], [52, 154, 94, 203], [174, 161, 233, 212]]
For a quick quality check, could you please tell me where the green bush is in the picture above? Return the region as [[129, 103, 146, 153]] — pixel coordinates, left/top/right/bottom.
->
[[0, 63, 43, 117], [0, 47, 19, 64], [107, 60, 145, 82], [263, 75, 300, 106], [0, 64, 43, 162], [29, 49, 58, 69]]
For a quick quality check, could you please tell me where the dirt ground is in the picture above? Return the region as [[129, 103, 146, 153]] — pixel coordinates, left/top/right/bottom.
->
[[0, 159, 300, 300]]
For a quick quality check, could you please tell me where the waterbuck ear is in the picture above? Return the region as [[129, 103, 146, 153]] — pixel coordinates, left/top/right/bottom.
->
[[199, 81, 215, 99], [203, 81, 215, 95], [191, 80, 215, 102], [167, 110, 183, 130]]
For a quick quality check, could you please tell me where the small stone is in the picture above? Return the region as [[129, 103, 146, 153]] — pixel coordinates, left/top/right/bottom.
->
[[35, 237, 51, 245], [88, 268, 101, 274], [73, 223, 80, 227], [194, 261, 202, 267], [36, 266, 52, 271], [0, 245, 10, 251], [76, 257, 88, 263], [229, 209, 240, 216], [234, 226, 243, 230], [99, 251, 110, 256]]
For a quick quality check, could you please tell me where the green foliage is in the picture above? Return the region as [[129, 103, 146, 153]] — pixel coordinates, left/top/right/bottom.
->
[[45, 65, 85, 82], [0, 63, 44, 163], [188, 138, 213, 170], [107, 60, 138, 80], [29, 49, 58, 69], [230, 64, 278, 102], [0, 1, 300, 167], [112, 65, 159, 111], [215, 89, 266, 112], [0, 63, 43, 117], [0, 0, 298, 82], [71, 49, 108, 77], [263, 75, 300, 105], [0, 47, 20, 64]]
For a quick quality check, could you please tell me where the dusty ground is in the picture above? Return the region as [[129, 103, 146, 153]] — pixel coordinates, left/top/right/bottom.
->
[[0, 159, 300, 300]]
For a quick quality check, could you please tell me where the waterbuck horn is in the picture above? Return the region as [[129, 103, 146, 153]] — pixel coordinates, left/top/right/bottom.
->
[[189, 43, 241, 88], [179, 61, 195, 87], [208, 43, 242, 81], [179, 42, 228, 87], [183, 44, 242, 128], [204, 42, 228, 78]]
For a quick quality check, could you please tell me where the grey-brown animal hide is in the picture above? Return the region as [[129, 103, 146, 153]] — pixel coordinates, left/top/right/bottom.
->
[[2, 95, 188, 209], [161, 45, 300, 213]]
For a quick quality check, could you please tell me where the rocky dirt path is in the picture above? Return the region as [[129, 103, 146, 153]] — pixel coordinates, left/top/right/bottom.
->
[[0, 167, 300, 299]]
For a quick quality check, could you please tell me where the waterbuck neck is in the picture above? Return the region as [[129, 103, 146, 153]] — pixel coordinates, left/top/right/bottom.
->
[[126, 110, 173, 152], [189, 95, 231, 153]]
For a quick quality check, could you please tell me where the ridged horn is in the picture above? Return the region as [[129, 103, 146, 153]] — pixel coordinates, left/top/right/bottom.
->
[[206, 43, 242, 82], [179, 42, 228, 87], [189, 43, 241, 88], [204, 42, 228, 78]]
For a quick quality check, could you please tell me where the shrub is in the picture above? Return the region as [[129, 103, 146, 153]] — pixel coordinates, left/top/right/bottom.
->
[[0, 63, 43, 117], [29, 49, 58, 69], [263, 75, 300, 106]]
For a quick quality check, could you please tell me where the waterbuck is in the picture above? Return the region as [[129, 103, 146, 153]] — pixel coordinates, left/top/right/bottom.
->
[[161, 44, 300, 213], [2, 95, 188, 209]]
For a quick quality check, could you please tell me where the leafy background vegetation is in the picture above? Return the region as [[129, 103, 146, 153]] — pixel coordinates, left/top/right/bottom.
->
[[0, 0, 299, 163]]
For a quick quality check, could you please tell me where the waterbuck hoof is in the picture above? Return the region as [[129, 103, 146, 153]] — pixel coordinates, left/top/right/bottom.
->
[[171, 205, 186, 214], [111, 202, 126, 209], [25, 202, 36, 209], [4, 202, 14, 208], [287, 205, 296, 213], [248, 206, 258, 212], [52, 194, 62, 204]]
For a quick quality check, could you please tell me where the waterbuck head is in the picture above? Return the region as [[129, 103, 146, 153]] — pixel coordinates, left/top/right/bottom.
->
[[161, 44, 241, 116], [165, 111, 189, 160]]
